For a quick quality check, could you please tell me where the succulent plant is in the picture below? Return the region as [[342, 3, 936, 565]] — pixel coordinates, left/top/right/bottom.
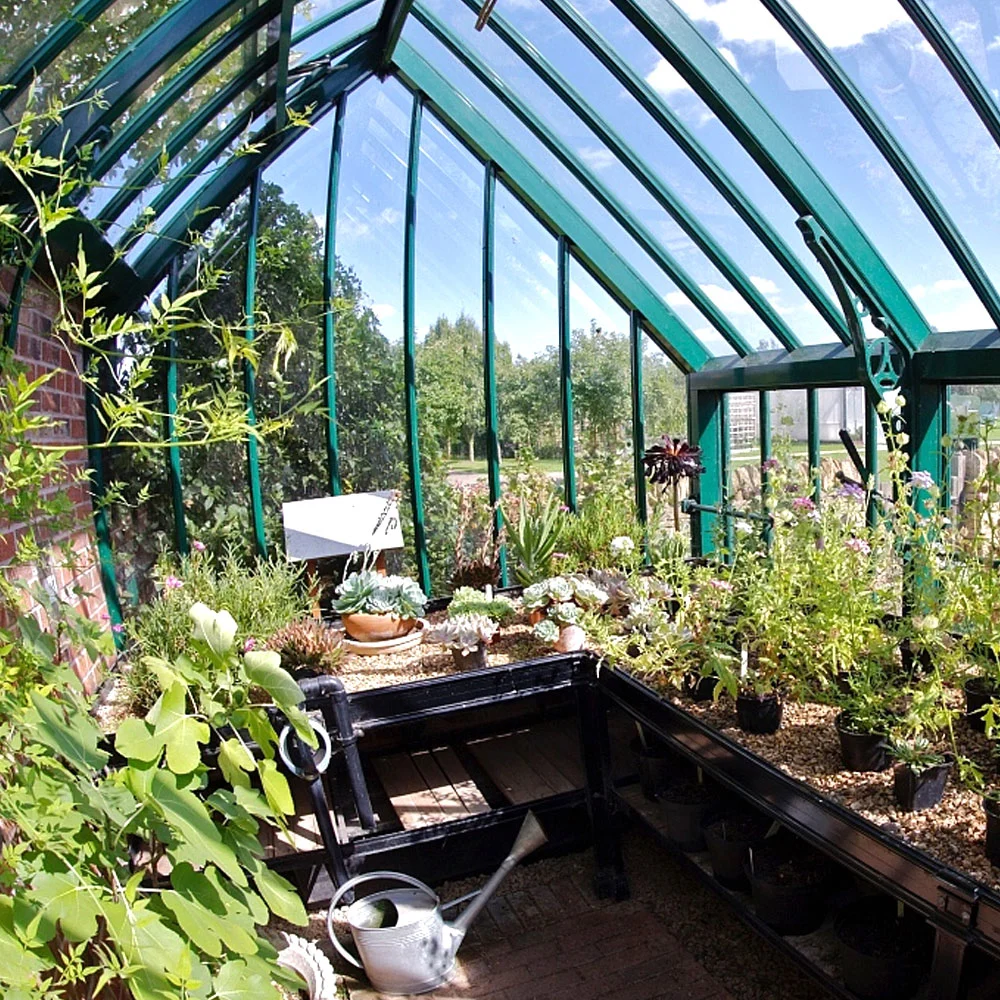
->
[[427, 613, 498, 654], [569, 576, 609, 609], [448, 587, 517, 626], [588, 569, 633, 616], [642, 436, 705, 486], [333, 571, 427, 618], [532, 618, 560, 644], [522, 576, 576, 610], [550, 601, 581, 626], [266, 620, 344, 675]]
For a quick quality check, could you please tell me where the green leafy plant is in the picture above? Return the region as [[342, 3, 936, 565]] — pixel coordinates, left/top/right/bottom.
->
[[505, 492, 564, 584], [447, 586, 517, 626], [332, 571, 427, 618], [0, 602, 314, 999], [888, 735, 949, 774]]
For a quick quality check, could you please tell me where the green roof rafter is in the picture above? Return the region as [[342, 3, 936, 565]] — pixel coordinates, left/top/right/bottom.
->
[[127, 38, 377, 306], [453, 0, 799, 352], [898, 0, 1000, 155], [375, 0, 416, 74], [539, 0, 848, 344], [612, 0, 932, 352], [392, 39, 711, 372], [761, 0, 1000, 331], [412, 6, 752, 356]]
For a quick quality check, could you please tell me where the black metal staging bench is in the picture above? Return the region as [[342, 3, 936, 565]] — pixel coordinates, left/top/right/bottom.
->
[[272, 653, 1000, 1000]]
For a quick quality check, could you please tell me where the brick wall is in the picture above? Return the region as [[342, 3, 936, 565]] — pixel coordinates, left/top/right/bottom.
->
[[1, 268, 110, 693]]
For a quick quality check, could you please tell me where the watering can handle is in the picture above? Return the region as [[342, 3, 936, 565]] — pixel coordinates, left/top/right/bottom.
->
[[326, 871, 439, 969]]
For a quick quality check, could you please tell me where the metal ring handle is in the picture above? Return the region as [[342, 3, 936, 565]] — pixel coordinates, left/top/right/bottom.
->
[[326, 871, 439, 969], [278, 718, 332, 778]]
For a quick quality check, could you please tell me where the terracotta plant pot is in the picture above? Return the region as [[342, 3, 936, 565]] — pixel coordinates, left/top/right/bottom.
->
[[555, 625, 586, 652], [528, 608, 546, 625], [341, 612, 416, 643]]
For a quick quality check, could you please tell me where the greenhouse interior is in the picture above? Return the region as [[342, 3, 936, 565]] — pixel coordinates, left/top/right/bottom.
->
[[11, 0, 1000, 998]]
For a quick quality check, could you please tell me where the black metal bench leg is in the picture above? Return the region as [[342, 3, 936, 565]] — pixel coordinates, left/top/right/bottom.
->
[[928, 926, 967, 1000], [577, 678, 629, 901]]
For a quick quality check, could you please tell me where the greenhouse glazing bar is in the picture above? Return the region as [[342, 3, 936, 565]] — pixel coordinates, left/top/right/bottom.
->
[[807, 387, 821, 503], [558, 235, 577, 513], [164, 259, 189, 556], [612, 0, 931, 352], [412, 7, 752, 358], [539, 0, 849, 345], [630, 311, 647, 526], [323, 96, 347, 497], [457, 0, 798, 353], [403, 92, 431, 595]]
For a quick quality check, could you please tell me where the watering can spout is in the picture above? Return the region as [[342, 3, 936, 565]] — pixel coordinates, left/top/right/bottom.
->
[[450, 811, 547, 934]]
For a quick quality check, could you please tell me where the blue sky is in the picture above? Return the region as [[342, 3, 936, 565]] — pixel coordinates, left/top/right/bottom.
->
[[268, 0, 1000, 362]]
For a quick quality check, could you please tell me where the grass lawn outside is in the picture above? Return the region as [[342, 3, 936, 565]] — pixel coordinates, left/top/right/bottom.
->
[[446, 457, 564, 476]]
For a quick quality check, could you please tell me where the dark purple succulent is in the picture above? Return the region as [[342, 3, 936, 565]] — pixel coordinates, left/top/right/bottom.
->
[[643, 436, 705, 487]]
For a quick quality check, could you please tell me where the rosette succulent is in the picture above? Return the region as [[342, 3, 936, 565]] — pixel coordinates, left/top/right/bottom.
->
[[550, 602, 582, 626], [428, 613, 498, 654], [532, 618, 560, 644], [333, 571, 428, 618]]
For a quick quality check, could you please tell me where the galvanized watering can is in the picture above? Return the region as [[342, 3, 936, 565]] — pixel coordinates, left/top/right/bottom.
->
[[326, 811, 547, 995]]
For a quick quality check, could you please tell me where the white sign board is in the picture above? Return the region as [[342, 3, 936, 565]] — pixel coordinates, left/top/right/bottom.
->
[[281, 492, 404, 561]]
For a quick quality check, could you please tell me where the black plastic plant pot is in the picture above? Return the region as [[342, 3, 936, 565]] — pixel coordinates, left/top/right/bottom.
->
[[629, 737, 688, 801], [682, 672, 717, 702], [656, 780, 716, 852], [985, 797, 1000, 866], [745, 841, 832, 936], [835, 714, 890, 773], [702, 811, 772, 889], [451, 645, 489, 671], [892, 756, 953, 812], [736, 691, 783, 735], [833, 898, 927, 1000], [965, 675, 999, 733]]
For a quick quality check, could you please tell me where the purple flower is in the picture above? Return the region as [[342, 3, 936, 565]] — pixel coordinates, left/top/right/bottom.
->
[[761, 457, 780, 473], [111, 623, 124, 634], [707, 578, 733, 591], [791, 496, 816, 513], [911, 470, 935, 491], [100, 612, 110, 621], [845, 537, 871, 556], [243, 637, 256, 653], [559, 505, 570, 513], [192, 540, 206, 552], [834, 482, 865, 502], [163, 575, 183, 591]]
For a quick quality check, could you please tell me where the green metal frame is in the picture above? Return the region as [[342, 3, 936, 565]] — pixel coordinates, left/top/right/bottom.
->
[[540, 0, 848, 345], [759, 390, 772, 543], [375, 0, 415, 74], [720, 394, 733, 555], [760, 0, 1000, 330], [613, 0, 931, 353], [865, 399, 879, 528], [403, 91, 431, 594], [807, 387, 821, 503], [164, 259, 189, 555], [243, 170, 267, 559], [392, 41, 709, 373], [293, 0, 374, 46], [689, 386, 724, 556], [898, 0, 1000, 154], [322, 95, 346, 497], [453, 0, 798, 353], [557, 235, 577, 512], [481, 161, 507, 585], [630, 311, 647, 525], [3, 248, 41, 351], [412, 7, 751, 357], [275, 0, 297, 130]]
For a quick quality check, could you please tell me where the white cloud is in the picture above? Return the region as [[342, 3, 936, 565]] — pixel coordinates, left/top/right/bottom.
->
[[579, 146, 617, 172], [537, 249, 557, 279], [909, 278, 969, 301], [378, 207, 402, 226], [338, 214, 370, 240], [665, 290, 691, 309], [371, 303, 396, 323], [923, 296, 992, 333], [751, 275, 780, 296], [646, 58, 693, 97], [700, 283, 753, 315]]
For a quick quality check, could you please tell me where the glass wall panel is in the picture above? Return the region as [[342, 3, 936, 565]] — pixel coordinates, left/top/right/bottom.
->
[[253, 108, 337, 531], [582, 2, 983, 334], [332, 76, 408, 565], [0, 0, 79, 82], [413, 111, 485, 592]]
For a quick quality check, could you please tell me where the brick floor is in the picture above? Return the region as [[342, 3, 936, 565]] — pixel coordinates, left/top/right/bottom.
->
[[340, 869, 736, 1000]]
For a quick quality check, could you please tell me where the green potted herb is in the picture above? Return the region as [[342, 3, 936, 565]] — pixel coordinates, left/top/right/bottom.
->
[[332, 570, 428, 642]]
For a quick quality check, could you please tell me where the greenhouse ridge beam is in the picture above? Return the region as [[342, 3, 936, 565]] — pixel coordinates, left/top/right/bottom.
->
[[540, 0, 849, 345], [392, 42, 710, 373], [413, 6, 752, 357], [375, 0, 416, 73], [898, 0, 1000, 154], [760, 0, 1000, 330], [130, 41, 376, 305], [613, 0, 931, 353], [455, 0, 797, 353]]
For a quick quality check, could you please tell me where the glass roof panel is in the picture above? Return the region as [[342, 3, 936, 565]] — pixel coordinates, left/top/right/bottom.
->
[[290, 1, 378, 67], [0, 0, 81, 83], [401, 17, 734, 359], [435, 0, 837, 347], [580, 0, 990, 335], [791, 0, 1000, 333], [923, 0, 1000, 99]]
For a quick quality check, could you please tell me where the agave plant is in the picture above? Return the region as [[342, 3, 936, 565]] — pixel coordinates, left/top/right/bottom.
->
[[643, 436, 705, 532], [428, 613, 498, 654], [506, 492, 564, 584], [333, 571, 428, 618]]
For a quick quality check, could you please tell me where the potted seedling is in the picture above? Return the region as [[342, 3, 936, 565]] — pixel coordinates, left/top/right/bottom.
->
[[833, 660, 897, 773], [702, 808, 773, 889], [427, 613, 498, 670], [889, 736, 953, 812], [333, 570, 428, 643]]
